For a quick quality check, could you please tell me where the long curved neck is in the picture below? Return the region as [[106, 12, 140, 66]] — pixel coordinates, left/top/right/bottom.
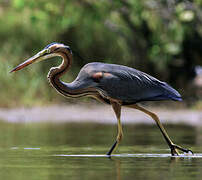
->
[[48, 51, 72, 80], [47, 51, 95, 98], [47, 51, 77, 97]]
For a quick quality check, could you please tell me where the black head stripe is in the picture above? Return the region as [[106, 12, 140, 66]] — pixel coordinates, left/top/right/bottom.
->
[[45, 42, 61, 49], [44, 43, 72, 54]]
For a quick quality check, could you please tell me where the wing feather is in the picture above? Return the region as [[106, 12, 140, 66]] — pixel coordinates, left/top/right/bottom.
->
[[78, 62, 182, 103]]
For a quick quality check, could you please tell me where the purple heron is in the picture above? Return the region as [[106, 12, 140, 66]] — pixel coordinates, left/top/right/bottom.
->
[[10, 42, 193, 156]]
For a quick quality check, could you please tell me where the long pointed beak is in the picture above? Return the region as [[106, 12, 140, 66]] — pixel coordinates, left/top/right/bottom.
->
[[10, 53, 41, 73], [10, 51, 56, 73]]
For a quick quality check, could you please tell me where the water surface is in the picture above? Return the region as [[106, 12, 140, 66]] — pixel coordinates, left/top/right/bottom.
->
[[0, 121, 201, 180]]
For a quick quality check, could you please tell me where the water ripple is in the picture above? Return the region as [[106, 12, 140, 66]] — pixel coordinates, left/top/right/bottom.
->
[[54, 153, 202, 158]]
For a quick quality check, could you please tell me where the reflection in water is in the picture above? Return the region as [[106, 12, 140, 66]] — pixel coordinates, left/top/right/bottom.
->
[[0, 121, 201, 180], [0, 122, 196, 149], [114, 158, 121, 180], [54, 153, 201, 158]]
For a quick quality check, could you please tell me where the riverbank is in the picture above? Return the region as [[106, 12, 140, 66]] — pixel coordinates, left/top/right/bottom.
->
[[0, 104, 201, 126]]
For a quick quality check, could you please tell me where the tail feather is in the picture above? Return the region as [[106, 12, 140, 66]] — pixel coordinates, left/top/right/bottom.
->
[[167, 94, 182, 101], [161, 82, 182, 101]]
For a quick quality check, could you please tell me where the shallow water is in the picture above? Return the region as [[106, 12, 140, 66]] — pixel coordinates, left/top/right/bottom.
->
[[0, 121, 202, 180]]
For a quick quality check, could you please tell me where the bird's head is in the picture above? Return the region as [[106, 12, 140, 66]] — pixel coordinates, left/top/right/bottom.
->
[[10, 42, 72, 73]]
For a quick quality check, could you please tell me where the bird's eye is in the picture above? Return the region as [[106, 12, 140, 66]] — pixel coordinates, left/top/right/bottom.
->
[[47, 48, 51, 53], [38, 48, 51, 56]]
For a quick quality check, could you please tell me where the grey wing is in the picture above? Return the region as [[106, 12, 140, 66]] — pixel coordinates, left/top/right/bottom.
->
[[94, 65, 182, 104]]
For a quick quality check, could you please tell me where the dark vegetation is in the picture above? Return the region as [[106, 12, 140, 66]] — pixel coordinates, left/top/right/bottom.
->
[[0, 0, 201, 107]]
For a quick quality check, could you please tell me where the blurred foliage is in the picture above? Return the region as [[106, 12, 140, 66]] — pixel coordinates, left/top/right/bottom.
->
[[0, 0, 202, 107]]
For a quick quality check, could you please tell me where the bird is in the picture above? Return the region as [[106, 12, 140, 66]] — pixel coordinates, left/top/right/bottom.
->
[[10, 42, 193, 156]]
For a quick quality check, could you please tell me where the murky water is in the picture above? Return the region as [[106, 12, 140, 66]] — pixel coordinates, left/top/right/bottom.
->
[[0, 121, 201, 180]]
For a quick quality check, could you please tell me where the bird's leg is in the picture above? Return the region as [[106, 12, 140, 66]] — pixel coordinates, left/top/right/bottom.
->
[[127, 104, 193, 156], [107, 101, 123, 156]]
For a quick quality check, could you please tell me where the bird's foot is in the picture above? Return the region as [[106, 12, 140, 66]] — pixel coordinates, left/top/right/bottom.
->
[[106, 141, 118, 156], [170, 144, 193, 156]]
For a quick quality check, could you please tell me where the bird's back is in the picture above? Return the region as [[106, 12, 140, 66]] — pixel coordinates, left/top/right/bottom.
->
[[76, 62, 182, 104]]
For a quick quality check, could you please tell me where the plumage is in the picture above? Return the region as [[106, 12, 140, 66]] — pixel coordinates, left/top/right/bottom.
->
[[11, 42, 192, 156], [73, 62, 182, 104]]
